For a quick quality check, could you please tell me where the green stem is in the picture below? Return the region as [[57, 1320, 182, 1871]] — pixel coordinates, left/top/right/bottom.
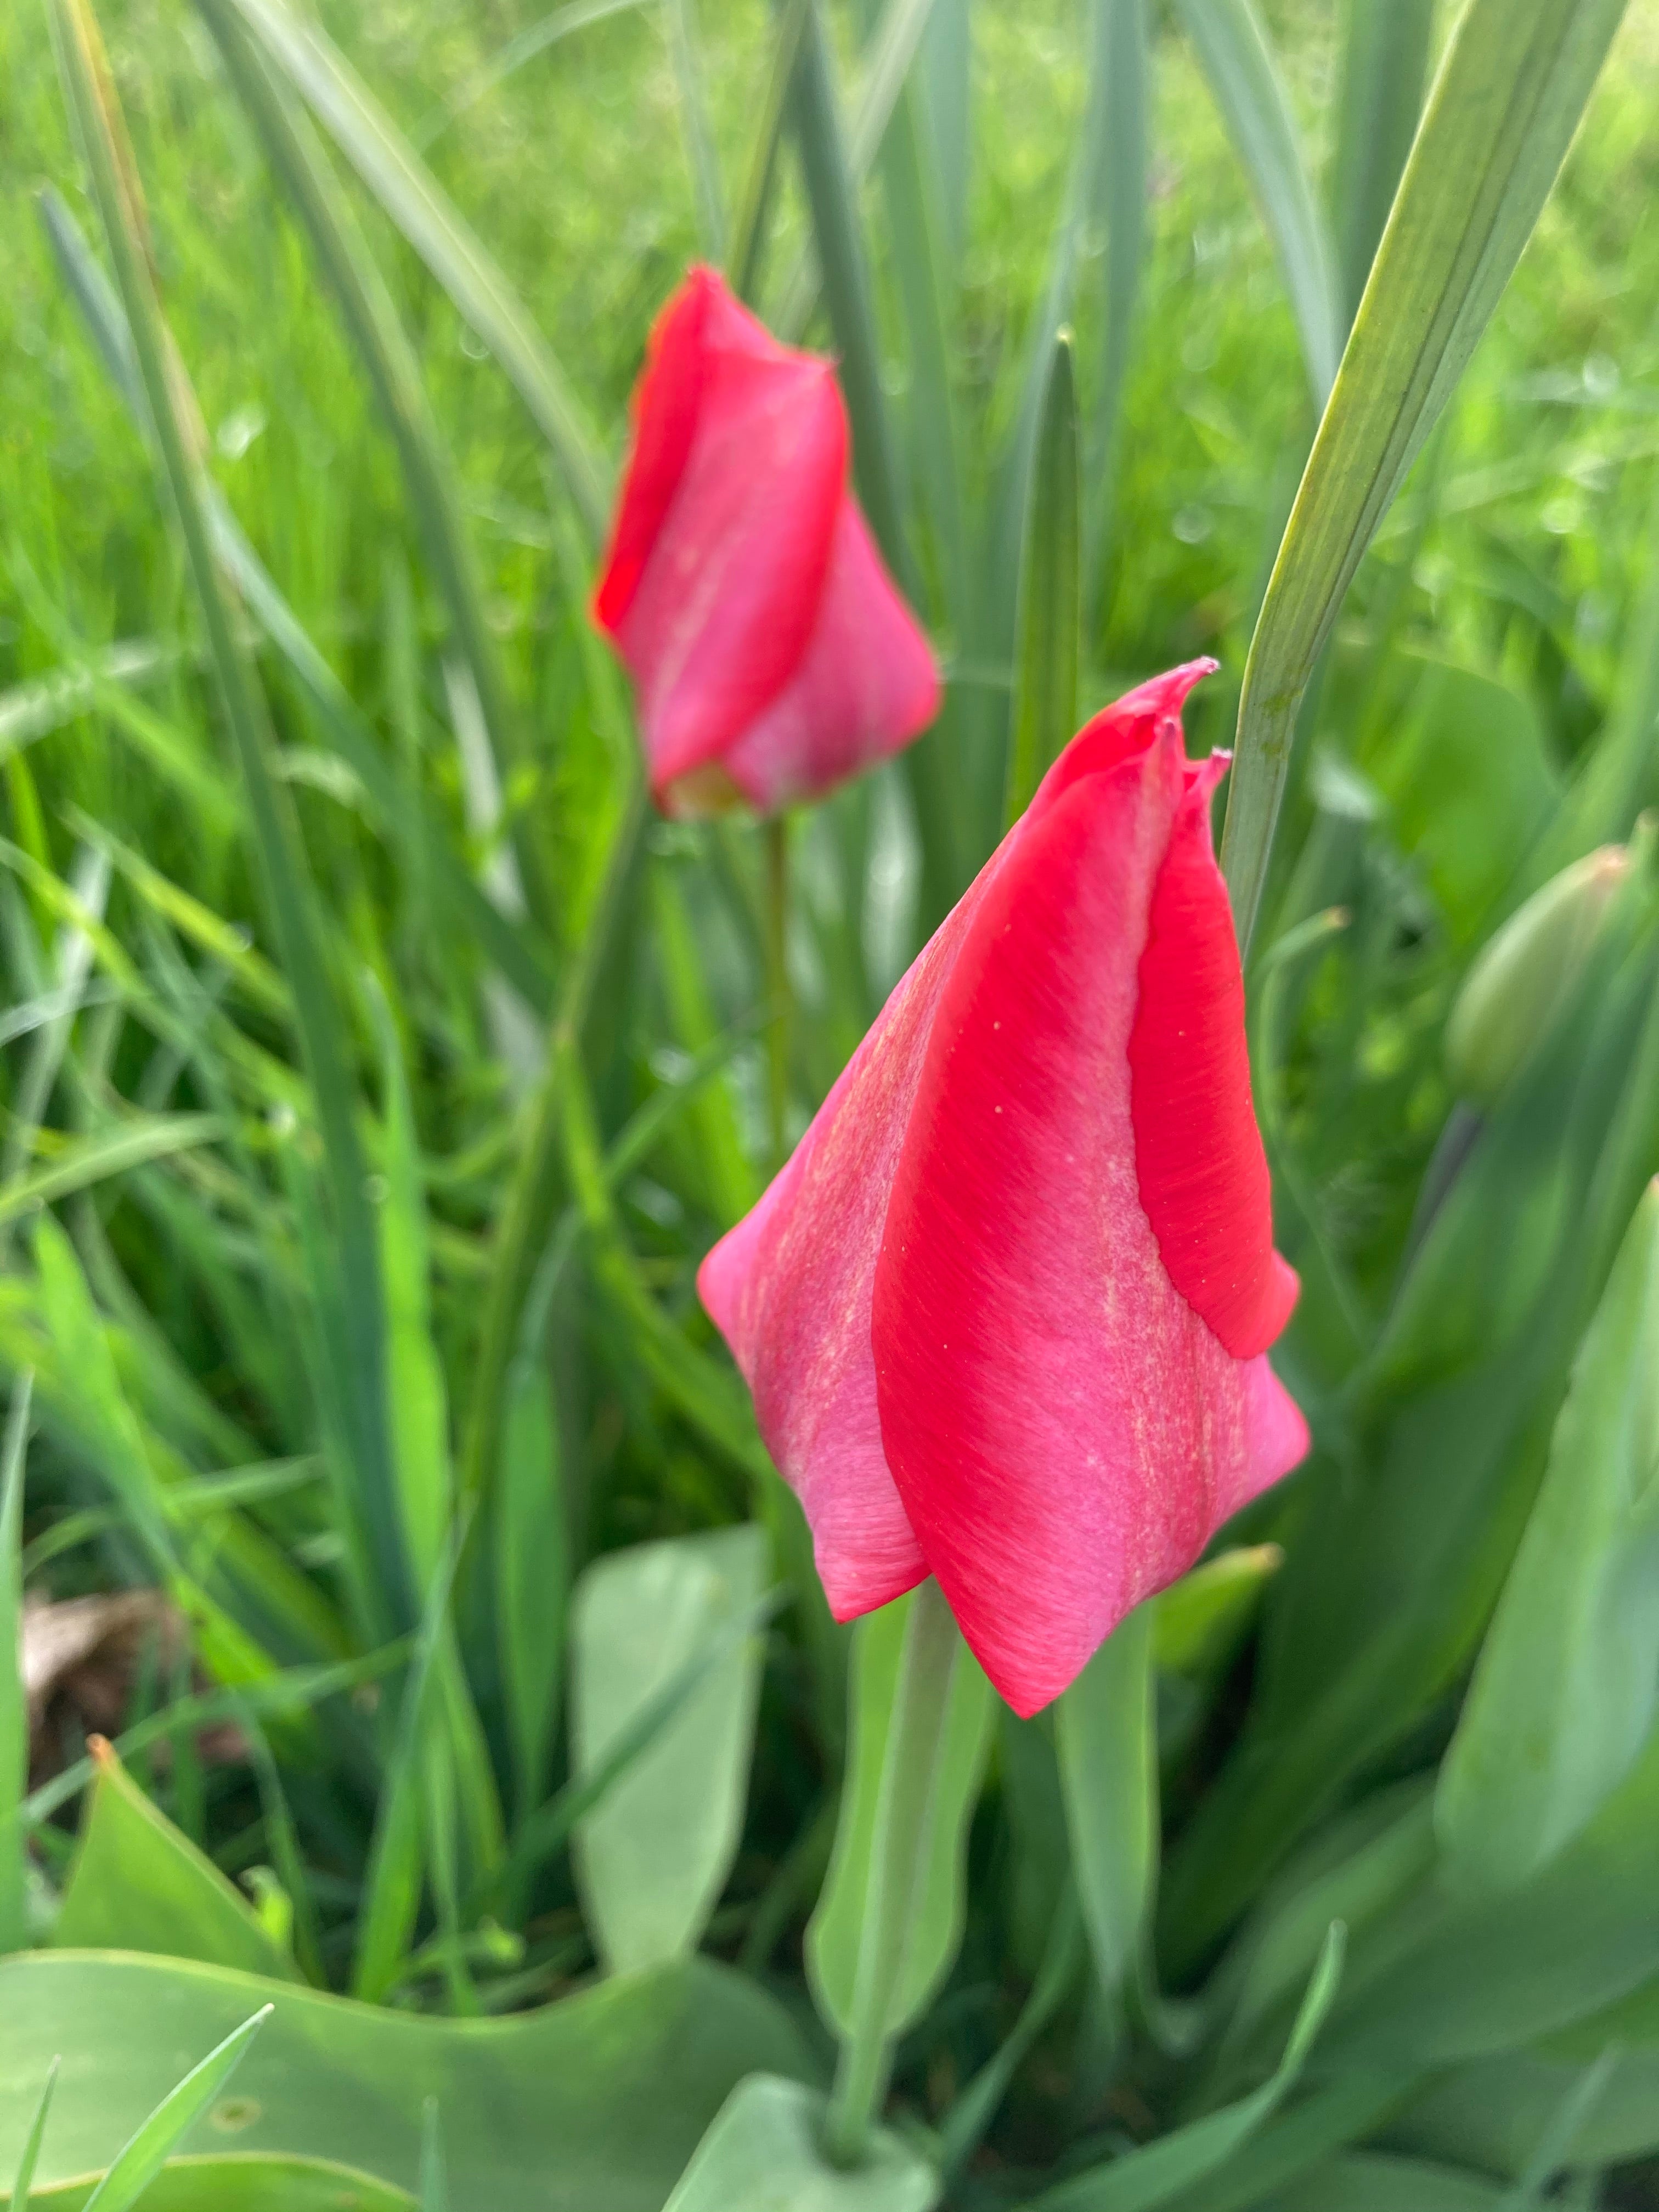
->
[[823, 1578, 960, 2168], [764, 814, 791, 1171]]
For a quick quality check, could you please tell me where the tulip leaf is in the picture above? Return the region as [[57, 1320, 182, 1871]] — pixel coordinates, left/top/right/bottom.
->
[[1222, 0, 1632, 949], [1006, 331, 1080, 827], [0, 1379, 30, 1959], [1395, 2044, 1659, 2174], [572, 1526, 770, 1976], [1153, 1545, 1282, 1678], [1173, 0, 1340, 408], [8, 2158, 417, 2210], [1027, 1923, 1345, 2211], [0, 1951, 812, 2208], [208, 0, 610, 543], [662, 2075, 940, 2212], [1268, 2154, 1506, 2211], [52, 1741, 298, 1981], [81, 2006, 271, 2212], [1437, 1181, 1659, 1893], [807, 1583, 994, 2047], [1084, 0, 1149, 579], [1328, 0, 1436, 326], [1056, 1604, 1155, 2015], [1327, 1717, 1659, 2070]]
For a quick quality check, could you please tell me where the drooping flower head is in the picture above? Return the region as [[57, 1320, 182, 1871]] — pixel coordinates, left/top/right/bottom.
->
[[699, 664, 1308, 1715], [591, 266, 939, 817]]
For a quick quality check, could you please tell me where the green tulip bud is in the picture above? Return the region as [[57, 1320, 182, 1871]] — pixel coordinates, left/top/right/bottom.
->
[[1446, 844, 1630, 1102]]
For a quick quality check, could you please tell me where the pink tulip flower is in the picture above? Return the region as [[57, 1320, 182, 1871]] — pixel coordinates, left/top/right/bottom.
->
[[699, 664, 1310, 1715], [591, 266, 940, 817]]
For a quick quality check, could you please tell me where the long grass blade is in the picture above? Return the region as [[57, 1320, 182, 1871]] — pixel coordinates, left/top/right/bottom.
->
[[1220, 0, 1633, 950], [0, 1116, 224, 1233], [1006, 332, 1080, 826], [10, 2054, 59, 2205], [726, 0, 811, 306], [215, 0, 610, 543], [0, 1378, 34, 1957], [664, 0, 725, 259], [81, 2007, 272, 2212], [1174, 0, 1340, 407], [1085, 0, 1148, 584], [415, 0, 651, 150], [48, 0, 408, 1628]]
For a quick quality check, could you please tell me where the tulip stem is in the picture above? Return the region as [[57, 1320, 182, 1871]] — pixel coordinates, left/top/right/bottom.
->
[[823, 1578, 961, 2169], [764, 813, 791, 1169]]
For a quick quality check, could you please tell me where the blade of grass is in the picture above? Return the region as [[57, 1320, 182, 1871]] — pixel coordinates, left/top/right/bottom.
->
[[81, 2006, 271, 2212], [1084, 0, 1148, 588], [1174, 0, 1340, 408], [726, 0, 811, 306], [776, 0, 943, 337], [9, 2055, 59, 2204], [215, 0, 610, 543], [0, 1378, 34, 1957], [195, 0, 550, 929], [1220, 0, 1633, 950], [48, 0, 408, 1630], [0, 1115, 225, 1234], [39, 179, 556, 1017], [1329, 0, 1435, 328], [1005, 332, 1080, 826], [415, 0, 652, 150], [664, 0, 725, 259]]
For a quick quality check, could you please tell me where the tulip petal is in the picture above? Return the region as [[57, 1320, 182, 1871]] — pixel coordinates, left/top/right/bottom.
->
[[719, 499, 941, 813], [599, 279, 849, 806], [1128, 765, 1300, 1359], [872, 724, 1303, 1716], [591, 267, 714, 635]]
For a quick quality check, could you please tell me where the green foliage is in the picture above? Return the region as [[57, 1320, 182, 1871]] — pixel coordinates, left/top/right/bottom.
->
[[4, 0, 1659, 2202]]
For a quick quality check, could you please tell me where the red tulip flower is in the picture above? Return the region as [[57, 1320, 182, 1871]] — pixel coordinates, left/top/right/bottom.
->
[[591, 267, 940, 817], [699, 664, 1309, 1716]]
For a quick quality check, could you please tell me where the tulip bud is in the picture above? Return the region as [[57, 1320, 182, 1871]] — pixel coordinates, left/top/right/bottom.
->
[[1446, 845, 1630, 1102], [591, 267, 939, 817]]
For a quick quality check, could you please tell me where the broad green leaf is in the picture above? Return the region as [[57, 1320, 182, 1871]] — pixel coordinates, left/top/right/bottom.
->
[[1222, 0, 1632, 947], [1327, 1718, 1659, 2069], [1395, 2045, 1659, 2174], [1364, 653, 1560, 945], [1174, 0, 1340, 406], [663, 2076, 939, 2212], [0, 1951, 810, 2210], [1161, 2074, 1418, 2212], [9, 2156, 416, 2210], [1214, 1782, 1435, 2064], [806, 1584, 993, 2046], [212, 0, 609, 541], [1329, 0, 1435, 324], [573, 1527, 769, 1974], [48, 0, 405, 1633], [52, 1741, 298, 1981], [81, 2006, 270, 2212], [1268, 2153, 1505, 2211], [1005, 332, 1080, 827], [0, 1380, 31, 1957], [1056, 1605, 1155, 2013], [1028, 1927, 1346, 2212], [1438, 1181, 1659, 1892]]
